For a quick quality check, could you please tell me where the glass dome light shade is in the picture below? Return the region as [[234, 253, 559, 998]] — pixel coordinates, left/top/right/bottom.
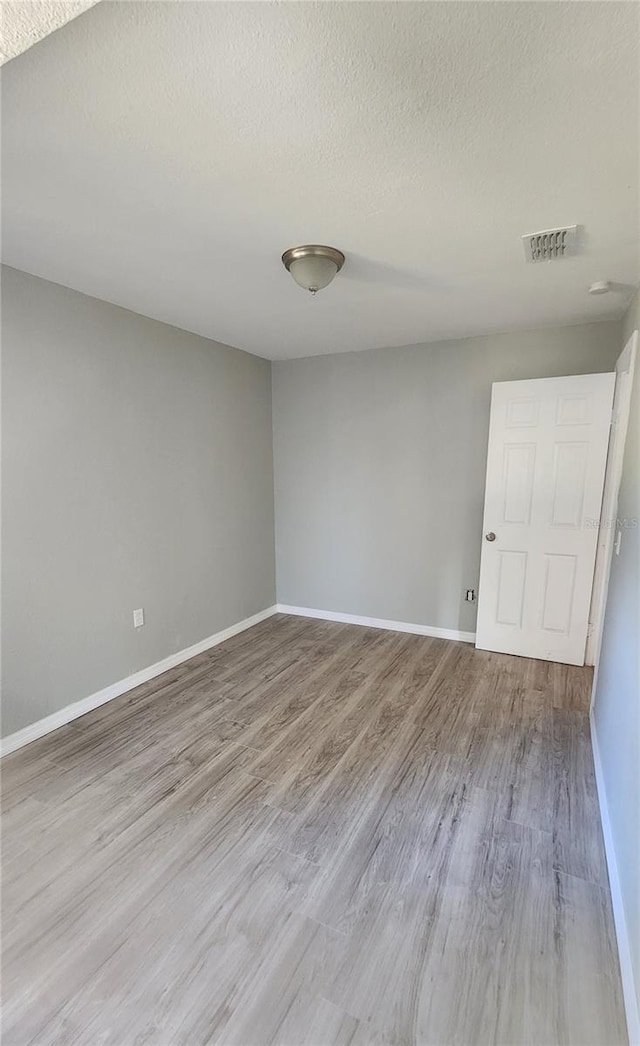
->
[[282, 245, 345, 294]]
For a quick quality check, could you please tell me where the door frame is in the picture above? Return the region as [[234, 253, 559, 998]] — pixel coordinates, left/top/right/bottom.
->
[[586, 329, 637, 679]]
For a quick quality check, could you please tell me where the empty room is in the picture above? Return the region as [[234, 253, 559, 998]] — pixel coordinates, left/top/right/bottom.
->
[[1, 2, 639, 1044]]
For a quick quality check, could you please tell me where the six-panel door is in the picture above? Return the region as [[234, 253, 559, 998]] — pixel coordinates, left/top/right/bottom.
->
[[476, 372, 615, 665]]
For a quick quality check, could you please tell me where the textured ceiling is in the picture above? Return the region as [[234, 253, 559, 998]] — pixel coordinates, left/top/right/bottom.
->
[[0, 1, 99, 64], [2, 1, 638, 360]]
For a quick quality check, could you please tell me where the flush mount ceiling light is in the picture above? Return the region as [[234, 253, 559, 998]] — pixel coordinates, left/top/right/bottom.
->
[[588, 280, 611, 295], [282, 245, 345, 295]]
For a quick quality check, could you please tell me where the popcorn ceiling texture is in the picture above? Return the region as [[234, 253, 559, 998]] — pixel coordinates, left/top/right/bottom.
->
[[0, 1, 98, 64], [2, 1, 638, 359]]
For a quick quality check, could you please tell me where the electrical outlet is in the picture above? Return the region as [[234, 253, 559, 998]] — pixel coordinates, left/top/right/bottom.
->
[[465, 589, 476, 602], [133, 608, 144, 628]]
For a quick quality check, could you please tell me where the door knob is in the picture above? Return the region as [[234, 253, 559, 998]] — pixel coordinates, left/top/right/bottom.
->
[[485, 532, 496, 542]]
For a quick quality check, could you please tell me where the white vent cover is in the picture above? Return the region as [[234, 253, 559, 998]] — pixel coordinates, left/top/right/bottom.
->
[[522, 225, 577, 263]]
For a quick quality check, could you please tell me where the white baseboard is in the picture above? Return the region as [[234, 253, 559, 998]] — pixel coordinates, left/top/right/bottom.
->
[[276, 604, 476, 644], [1, 602, 472, 757], [0, 605, 278, 758], [591, 711, 640, 1046]]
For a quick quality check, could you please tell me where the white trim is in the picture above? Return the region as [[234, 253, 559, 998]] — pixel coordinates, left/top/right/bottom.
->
[[0, 606, 278, 758], [276, 604, 475, 644], [2, 603, 472, 757], [591, 711, 640, 1046], [587, 331, 637, 671]]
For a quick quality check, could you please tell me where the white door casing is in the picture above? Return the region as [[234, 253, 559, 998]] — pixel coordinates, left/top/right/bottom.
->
[[476, 372, 615, 665], [586, 331, 637, 670]]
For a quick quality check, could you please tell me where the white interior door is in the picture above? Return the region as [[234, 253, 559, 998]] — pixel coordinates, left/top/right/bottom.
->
[[476, 372, 615, 665]]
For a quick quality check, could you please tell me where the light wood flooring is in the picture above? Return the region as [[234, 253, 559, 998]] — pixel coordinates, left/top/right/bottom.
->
[[1, 614, 627, 1045]]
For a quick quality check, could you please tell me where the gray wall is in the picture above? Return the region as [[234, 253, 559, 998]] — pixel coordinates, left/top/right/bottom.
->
[[592, 288, 640, 1019], [1, 266, 275, 737], [273, 322, 621, 630]]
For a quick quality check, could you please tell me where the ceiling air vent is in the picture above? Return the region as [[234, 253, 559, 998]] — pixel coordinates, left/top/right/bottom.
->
[[522, 225, 577, 263]]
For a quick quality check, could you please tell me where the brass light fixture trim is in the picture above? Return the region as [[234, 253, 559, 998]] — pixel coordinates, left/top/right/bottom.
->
[[281, 244, 345, 295]]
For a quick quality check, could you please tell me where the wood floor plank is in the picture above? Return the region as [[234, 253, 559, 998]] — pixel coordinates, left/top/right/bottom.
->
[[414, 810, 562, 1046], [550, 709, 610, 887], [0, 614, 625, 1045]]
